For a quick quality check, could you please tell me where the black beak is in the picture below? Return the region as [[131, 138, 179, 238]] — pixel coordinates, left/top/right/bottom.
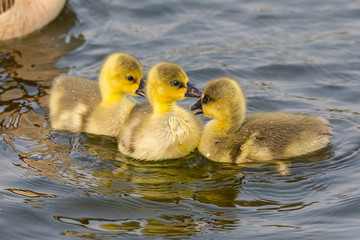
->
[[190, 99, 204, 115], [135, 78, 146, 98], [185, 82, 202, 98]]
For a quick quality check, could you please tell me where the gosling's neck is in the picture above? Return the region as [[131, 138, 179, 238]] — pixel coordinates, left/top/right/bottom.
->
[[101, 90, 126, 105], [209, 104, 246, 134], [99, 72, 125, 105], [150, 96, 176, 114]]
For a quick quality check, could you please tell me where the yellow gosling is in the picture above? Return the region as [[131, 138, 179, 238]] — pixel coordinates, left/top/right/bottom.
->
[[0, 0, 66, 41], [191, 77, 332, 163], [49, 53, 144, 137], [118, 62, 202, 161]]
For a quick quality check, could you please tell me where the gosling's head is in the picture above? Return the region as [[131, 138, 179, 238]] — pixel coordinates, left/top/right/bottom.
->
[[99, 53, 143, 96], [192, 77, 246, 122], [146, 62, 201, 104]]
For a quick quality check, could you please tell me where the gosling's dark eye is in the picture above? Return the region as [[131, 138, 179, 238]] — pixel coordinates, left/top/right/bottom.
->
[[127, 75, 135, 82], [170, 80, 181, 87], [202, 95, 211, 104]]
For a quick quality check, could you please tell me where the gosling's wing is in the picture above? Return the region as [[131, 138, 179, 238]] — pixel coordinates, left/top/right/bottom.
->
[[51, 76, 101, 107], [241, 113, 332, 158], [49, 76, 101, 132], [117, 102, 152, 153]]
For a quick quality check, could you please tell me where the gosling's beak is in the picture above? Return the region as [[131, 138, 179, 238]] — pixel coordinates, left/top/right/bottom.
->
[[185, 82, 202, 98], [135, 78, 146, 98], [191, 99, 203, 115]]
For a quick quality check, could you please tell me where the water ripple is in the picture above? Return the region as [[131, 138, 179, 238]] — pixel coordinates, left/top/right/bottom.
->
[[1, 0, 360, 239]]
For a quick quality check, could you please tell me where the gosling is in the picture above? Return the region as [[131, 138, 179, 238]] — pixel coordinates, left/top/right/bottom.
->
[[117, 62, 202, 161], [191, 77, 332, 163], [49, 53, 144, 137]]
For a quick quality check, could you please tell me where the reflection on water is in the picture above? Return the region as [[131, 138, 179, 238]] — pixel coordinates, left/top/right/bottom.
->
[[3, 126, 336, 238], [5, 188, 58, 198], [1, 0, 360, 239], [0, 5, 84, 81], [0, 4, 84, 135], [56, 215, 206, 238]]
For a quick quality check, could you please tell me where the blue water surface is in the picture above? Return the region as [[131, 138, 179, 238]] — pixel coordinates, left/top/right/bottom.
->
[[1, 0, 360, 239]]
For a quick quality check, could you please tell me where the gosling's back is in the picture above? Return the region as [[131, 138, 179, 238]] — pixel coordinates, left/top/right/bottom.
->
[[49, 76, 101, 133], [239, 113, 332, 161], [200, 112, 332, 163]]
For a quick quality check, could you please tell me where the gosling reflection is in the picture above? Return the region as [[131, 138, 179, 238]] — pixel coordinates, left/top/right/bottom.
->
[[55, 213, 240, 238], [5, 127, 334, 208], [4, 129, 334, 238], [92, 156, 242, 206], [7, 128, 245, 207]]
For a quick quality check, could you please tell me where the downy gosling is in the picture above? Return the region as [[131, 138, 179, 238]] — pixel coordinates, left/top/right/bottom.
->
[[117, 62, 202, 161], [191, 77, 332, 163], [49, 53, 144, 137]]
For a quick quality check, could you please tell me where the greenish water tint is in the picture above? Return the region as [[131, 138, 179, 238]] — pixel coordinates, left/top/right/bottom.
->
[[1, 0, 360, 239]]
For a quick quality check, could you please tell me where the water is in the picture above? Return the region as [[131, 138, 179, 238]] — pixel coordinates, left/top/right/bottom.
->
[[1, 0, 360, 239]]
